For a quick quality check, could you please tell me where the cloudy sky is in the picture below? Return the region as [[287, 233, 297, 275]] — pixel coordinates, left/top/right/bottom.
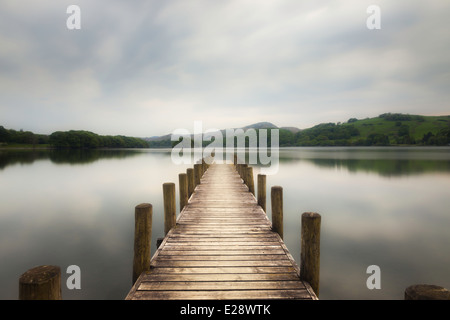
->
[[1, 0, 449, 137]]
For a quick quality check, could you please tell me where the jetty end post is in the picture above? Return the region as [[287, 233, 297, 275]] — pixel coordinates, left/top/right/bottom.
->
[[245, 166, 255, 196], [163, 182, 176, 235], [187, 168, 194, 198], [179, 173, 188, 212], [194, 163, 202, 188], [132, 203, 153, 284], [202, 157, 207, 175], [257, 174, 266, 212], [300, 212, 321, 298], [241, 164, 248, 184], [271, 186, 283, 239], [405, 284, 450, 300], [19, 265, 62, 300]]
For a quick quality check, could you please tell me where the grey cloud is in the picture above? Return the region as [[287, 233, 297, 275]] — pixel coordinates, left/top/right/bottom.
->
[[0, 1, 449, 136]]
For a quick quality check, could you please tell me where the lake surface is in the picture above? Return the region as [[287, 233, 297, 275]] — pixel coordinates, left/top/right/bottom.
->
[[1, 147, 449, 300]]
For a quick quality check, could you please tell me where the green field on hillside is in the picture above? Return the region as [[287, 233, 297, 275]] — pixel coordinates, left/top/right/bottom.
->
[[287, 113, 450, 146]]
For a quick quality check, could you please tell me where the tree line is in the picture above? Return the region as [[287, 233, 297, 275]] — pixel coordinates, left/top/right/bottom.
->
[[0, 126, 149, 149], [0, 126, 49, 145], [2, 115, 449, 149], [49, 130, 149, 148], [149, 124, 450, 148]]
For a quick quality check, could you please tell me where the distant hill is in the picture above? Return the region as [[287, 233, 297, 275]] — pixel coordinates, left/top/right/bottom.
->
[[242, 122, 278, 130], [144, 122, 280, 147], [147, 114, 450, 147]]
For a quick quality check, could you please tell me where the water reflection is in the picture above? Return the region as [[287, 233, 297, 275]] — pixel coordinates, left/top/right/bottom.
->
[[0, 147, 449, 300], [2, 147, 449, 176], [0, 148, 173, 170], [277, 147, 450, 177]]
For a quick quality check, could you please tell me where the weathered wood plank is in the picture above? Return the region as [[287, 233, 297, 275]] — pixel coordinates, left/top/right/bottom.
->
[[164, 241, 280, 246], [139, 280, 306, 291], [154, 255, 288, 261], [137, 273, 301, 282], [129, 289, 312, 300], [151, 260, 293, 267], [150, 266, 297, 274], [158, 249, 287, 256]]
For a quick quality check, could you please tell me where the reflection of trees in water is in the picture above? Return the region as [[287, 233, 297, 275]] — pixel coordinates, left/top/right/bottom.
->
[[298, 158, 450, 177], [0, 149, 172, 170], [49, 149, 143, 165], [0, 149, 50, 170]]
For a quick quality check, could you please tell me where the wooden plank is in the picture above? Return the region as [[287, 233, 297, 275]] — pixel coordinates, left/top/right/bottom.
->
[[129, 289, 312, 300], [168, 234, 278, 239], [160, 246, 282, 252], [139, 280, 306, 291], [151, 260, 293, 267], [137, 273, 301, 282], [164, 241, 280, 246], [158, 249, 287, 256], [154, 255, 288, 261], [150, 266, 297, 274]]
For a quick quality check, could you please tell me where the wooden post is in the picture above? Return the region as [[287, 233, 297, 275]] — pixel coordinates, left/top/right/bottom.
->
[[186, 168, 194, 198], [163, 182, 176, 235], [271, 186, 283, 239], [245, 166, 255, 195], [300, 212, 321, 298], [405, 284, 450, 300], [257, 174, 266, 212], [132, 203, 152, 284], [179, 173, 188, 212], [194, 164, 202, 188], [19, 265, 62, 300], [241, 164, 248, 183], [202, 158, 206, 175]]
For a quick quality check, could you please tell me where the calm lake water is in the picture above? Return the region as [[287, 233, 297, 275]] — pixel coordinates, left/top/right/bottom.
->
[[1, 147, 449, 300]]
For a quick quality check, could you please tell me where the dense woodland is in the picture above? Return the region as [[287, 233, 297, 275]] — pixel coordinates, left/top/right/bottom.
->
[[0, 127, 149, 148]]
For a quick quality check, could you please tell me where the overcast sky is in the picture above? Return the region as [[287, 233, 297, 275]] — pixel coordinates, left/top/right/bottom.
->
[[1, 0, 449, 137]]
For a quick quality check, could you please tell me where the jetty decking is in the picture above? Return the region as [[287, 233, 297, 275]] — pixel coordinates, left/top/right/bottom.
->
[[126, 163, 318, 300]]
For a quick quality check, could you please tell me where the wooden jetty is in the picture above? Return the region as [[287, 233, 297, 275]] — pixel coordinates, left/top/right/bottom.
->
[[126, 162, 318, 300]]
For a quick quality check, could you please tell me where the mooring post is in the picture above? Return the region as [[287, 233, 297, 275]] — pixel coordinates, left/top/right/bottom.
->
[[271, 186, 283, 239], [300, 212, 321, 298], [245, 166, 255, 195], [19, 265, 62, 300], [241, 164, 248, 184], [179, 173, 188, 212], [187, 168, 194, 198], [257, 174, 266, 212], [194, 164, 202, 188], [163, 182, 176, 235], [132, 203, 152, 284], [405, 284, 450, 300]]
